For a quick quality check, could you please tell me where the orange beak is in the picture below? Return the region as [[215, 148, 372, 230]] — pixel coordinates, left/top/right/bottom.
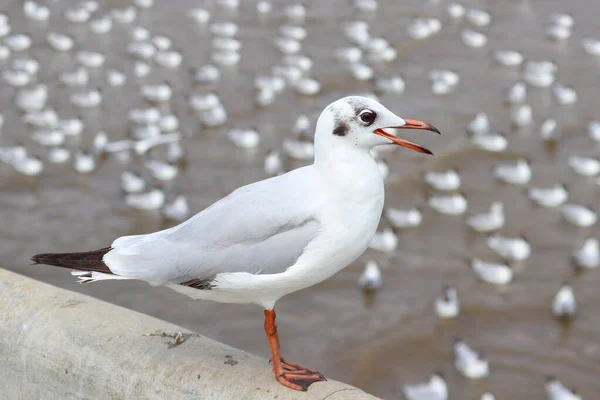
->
[[373, 119, 440, 155]]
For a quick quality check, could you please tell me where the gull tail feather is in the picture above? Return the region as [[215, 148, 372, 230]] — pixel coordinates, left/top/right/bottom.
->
[[30, 247, 115, 280]]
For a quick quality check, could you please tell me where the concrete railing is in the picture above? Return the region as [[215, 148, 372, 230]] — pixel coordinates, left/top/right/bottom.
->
[[0, 268, 380, 400]]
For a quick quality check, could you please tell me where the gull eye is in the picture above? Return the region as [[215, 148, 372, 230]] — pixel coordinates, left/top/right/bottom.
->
[[359, 109, 376, 126]]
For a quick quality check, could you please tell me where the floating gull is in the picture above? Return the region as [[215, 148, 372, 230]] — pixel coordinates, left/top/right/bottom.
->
[[369, 226, 398, 252], [461, 29, 487, 48], [545, 377, 582, 400], [435, 285, 460, 319], [425, 169, 461, 191], [228, 128, 261, 149], [572, 238, 599, 269], [264, 150, 284, 176], [487, 234, 531, 261], [471, 258, 513, 285], [358, 260, 382, 292], [553, 83, 578, 105], [506, 82, 527, 104], [145, 159, 178, 181], [125, 187, 165, 210], [384, 207, 422, 228], [568, 155, 600, 177], [540, 118, 560, 142], [73, 151, 96, 174], [527, 184, 568, 208], [562, 204, 597, 227], [493, 50, 524, 66], [466, 8, 491, 27], [162, 194, 190, 222], [552, 284, 577, 320], [121, 170, 146, 194], [467, 202, 504, 232], [494, 158, 531, 185], [428, 193, 468, 215], [453, 338, 489, 379], [403, 373, 448, 400]]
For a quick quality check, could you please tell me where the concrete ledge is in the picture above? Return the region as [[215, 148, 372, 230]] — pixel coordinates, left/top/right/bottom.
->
[[0, 268, 379, 400]]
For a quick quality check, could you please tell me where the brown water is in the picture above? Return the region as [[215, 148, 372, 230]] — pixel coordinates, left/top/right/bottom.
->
[[2, 0, 600, 398]]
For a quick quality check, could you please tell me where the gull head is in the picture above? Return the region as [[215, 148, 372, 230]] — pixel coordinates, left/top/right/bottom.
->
[[315, 96, 440, 156]]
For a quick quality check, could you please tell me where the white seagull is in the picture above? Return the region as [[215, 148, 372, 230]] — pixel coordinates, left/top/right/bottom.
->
[[493, 158, 531, 185], [545, 377, 582, 400], [435, 285, 460, 319], [425, 169, 461, 191], [357, 260, 382, 292], [403, 373, 448, 400], [527, 184, 568, 208], [471, 258, 513, 285], [31, 96, 440, 391], [467, 202, 504, 232], [487, 234, 531, 261], [453, 338, 489, 379], [572, 238, 599, 269], [552, 284, 577, 320]]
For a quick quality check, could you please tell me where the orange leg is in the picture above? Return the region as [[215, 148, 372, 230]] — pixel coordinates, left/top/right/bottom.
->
[[264, 309, 326, 391]]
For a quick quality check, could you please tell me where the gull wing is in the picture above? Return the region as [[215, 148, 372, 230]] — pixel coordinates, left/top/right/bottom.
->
[[104, 171, 320, 285]]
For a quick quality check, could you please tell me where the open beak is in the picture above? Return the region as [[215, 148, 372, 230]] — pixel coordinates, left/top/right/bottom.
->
[[373, 119, 440, 155]]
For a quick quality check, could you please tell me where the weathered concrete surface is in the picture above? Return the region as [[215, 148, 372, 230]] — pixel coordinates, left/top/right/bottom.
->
[[0, 268, 380, 400]]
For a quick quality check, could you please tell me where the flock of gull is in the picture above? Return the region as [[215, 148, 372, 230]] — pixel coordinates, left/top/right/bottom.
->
[[0, 0, 597, 399]]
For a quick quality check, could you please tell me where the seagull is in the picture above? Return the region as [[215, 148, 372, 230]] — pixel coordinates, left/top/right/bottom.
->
[[73, 151, 96, 174], [581, 37, 600, 56], [552, 284, 577, 320], [467, 112, 490, 135], [493, 50, 524, 66], [30, 96, 440, 391], [487, 234, 531, 261], [435, 285, 460, 319], [470, 131, 508, 153], [540, 118, 560, 142], [162, 194, 190, 222], [545, 377, 582, 400], [572, 238, 599, 269], [384, 206, 422, 228], [453, 338, 489, 379], [494, 158, 531, 185], [527, 184, 568, 208], [446, 3, 466, 19], [588, 120, 600, 142], [228, 128, 261, 149], [428, 193, 468, 215], [369, 224, 398, 252], [460, 29, 487, 48], [562, 204, 597, 227], [357, 260, 382, 292], [121, 170, 146, 194], [568, 155, 600, 177], [125, 187, 165, 210], [511, 104, 533, 128], [467, 201, 504, 232], [471, 258, 513, 285], [481, 393, 495, 400], [403, 373, 448, 400], [12, 154, 44, 176], [264, 150, 284, 176], [505, 82, 527, 104], [553, 83, 578, 105], [466, 8, 491, 27], [425, 169, 461, 191], [145, 159, 178, 181]]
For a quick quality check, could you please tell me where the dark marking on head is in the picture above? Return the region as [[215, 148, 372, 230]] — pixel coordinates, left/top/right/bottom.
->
[[333, 121, 349, 136], [345, 97, 367, 115], [180, 278, 213, 290]]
